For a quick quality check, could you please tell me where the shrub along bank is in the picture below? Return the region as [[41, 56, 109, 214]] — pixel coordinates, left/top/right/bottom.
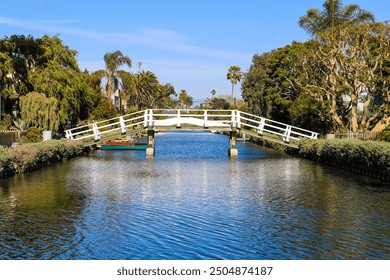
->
[[0, 139, 85, 178], [297, 139, 390, 181]]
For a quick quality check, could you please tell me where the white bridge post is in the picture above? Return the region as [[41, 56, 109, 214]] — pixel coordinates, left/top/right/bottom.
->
[[143, 110, 148, 128], [204, 110, 208, 127], [92, 121, 100, 141], [148, 109, 154, 127], [119, 116, 127, 134], [176, 110, 181, 128], [257, 118, 265, 135], [65, 130, 73, 140], [231, 110, 236, 127], [283, 125, 292, 142]]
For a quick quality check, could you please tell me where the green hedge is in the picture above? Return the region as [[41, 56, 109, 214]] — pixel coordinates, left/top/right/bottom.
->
[[0, 139, 85, 176], [0, 146, 14, 174], [298, 139, 390, 172]]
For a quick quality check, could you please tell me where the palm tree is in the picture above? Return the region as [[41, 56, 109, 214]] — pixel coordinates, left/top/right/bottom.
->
[[178, 90, 193, 109], [298, 0, 375, 37], [132, 70, 161, 109], [93, 50, 132, 101], [227, 65, 242, 101], [116, 70, 135, 111]]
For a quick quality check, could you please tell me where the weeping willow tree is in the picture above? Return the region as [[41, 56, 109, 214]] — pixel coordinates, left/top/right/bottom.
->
[[19, 92, 60, 131]]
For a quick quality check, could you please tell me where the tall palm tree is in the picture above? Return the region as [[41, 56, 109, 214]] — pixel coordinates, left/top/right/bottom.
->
[[227, 65, 242, 101], [93, 50, 132, 100], [298, 0, 375, 37]]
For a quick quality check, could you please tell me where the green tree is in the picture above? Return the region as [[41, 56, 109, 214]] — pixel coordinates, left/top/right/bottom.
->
[[242, 42, 311, 123], [0, 35, 41, 98], [86, 70, 118, 120], [93, 50, 132, 100], [28, 36, 93, 126], [19, 92, 60, 131], [298, 0, 375, 37], [0, 35, 94, 127], [242, 41, 334, 132], [0, 35, 40, 120], [132, 70, 161, 109], [158, 83, 177, 108], [116, 70, 135, 111], [208, 97, 230, 110], [241, 53, 270, 117], [307, 22, 390, 132], [178, 90, 193, 109], [227, 65, 242, 100]]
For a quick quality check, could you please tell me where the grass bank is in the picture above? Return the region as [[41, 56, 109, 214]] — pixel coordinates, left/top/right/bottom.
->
[[295, 139, 390, 182], [0, 139, 86, 178]]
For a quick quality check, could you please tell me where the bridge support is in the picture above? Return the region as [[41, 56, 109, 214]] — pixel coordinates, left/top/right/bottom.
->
[[146, 129, 155, 157], [228, 129, 238, 158]]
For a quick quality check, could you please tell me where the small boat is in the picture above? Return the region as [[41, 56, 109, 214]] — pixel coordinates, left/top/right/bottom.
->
[[101, 136, 148, 150]]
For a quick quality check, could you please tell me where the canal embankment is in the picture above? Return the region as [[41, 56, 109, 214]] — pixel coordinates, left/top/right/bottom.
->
[[0, 139, 86, 179], [292, 138, 390, 182]]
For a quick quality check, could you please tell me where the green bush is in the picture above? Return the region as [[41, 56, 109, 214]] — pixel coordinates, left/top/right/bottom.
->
[[12, 144, 40, 171], [26, 127, 42, 142], [298, 139, 390, 172], [17, 127, 42, 144], [379, 131, 390, 142], [0, 114, 12, 130], [0, 146, 14, 173], [0, 139, 84, 175]]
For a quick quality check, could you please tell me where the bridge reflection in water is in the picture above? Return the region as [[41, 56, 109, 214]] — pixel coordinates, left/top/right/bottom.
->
[[65, 109, 319, 157]]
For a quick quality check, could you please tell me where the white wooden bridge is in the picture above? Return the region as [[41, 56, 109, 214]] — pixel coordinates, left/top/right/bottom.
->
[[65, 109, 319, 157]]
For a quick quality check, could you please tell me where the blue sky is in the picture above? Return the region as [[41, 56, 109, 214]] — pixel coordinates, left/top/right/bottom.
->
[[0, 0, 388, 102]]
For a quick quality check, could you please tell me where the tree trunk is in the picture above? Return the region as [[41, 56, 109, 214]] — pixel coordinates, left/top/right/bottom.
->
[[329, 92, 344, 129], [350, 93, 358, 132], [371, 116, 390, 132]]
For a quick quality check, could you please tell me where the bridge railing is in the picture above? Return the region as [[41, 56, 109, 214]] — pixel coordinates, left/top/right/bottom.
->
[[65, 110, 147, 141], [145, 109, 234, 128], [238, 111, 319, 142], [64, 109, 319, 144]]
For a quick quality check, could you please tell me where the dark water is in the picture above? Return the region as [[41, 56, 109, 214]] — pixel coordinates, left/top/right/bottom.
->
[[0, 131, 389, 260]]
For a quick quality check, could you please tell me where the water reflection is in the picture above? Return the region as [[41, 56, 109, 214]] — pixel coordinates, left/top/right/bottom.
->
[[0, 131, 389, 259]]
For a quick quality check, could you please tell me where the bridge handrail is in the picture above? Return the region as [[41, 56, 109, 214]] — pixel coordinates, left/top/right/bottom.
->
[[64, 109, 319, 143], [239, 111, 318, 140], [65, 110, 147, 140]]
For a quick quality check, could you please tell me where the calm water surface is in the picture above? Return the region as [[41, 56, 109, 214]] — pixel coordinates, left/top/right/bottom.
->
[[0, 131, 389, 259]]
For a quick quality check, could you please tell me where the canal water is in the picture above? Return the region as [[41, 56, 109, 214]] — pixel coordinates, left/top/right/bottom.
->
[[0, 131, 389, 260]]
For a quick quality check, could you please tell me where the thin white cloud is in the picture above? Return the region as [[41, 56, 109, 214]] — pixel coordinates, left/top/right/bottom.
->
[[139, 28, 188, 40], [0, 16, 251, 62], [40, 19, 79, 25]]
